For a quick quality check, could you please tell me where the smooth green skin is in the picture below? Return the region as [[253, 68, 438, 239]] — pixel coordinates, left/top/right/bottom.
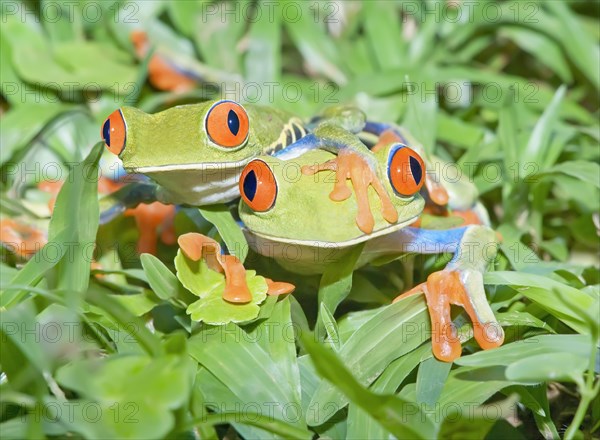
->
[[239, 145, 430, 274], [115, 100, 373, 206], [119, 101, 294, 170], [239, 146, 424, 245], [239, 145, 496, 278]]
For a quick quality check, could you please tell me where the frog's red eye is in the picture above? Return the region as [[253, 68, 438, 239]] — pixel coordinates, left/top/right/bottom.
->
[[388, 144, 425, 196], [101, 109, 127, 156], [239, 160, 277, 212], [205, 100, 249, 149]]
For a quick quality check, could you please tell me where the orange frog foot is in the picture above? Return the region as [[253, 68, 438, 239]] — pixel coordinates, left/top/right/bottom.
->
[[177, 233, 294, 304], [394, 270, 504, 362], [125, 202, 177, 255], [130, 30, 197, 93], [0, 219, 47, 259], [301, 149, 398, 234]]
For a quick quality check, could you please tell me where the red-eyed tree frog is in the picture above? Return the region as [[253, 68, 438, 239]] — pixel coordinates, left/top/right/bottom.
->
[[230, 146, 504, 362], [101, 100, 501, 361]]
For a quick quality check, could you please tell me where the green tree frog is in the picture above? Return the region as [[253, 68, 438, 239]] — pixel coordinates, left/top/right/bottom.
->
[[101, 99, 501, 362], [102, 100, 397, 234], [234, 145, 504, 362]]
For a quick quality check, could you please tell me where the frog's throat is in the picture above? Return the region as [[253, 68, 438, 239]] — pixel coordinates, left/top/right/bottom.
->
[[245, 214, 420, 248], [128, 157, 251, 173]]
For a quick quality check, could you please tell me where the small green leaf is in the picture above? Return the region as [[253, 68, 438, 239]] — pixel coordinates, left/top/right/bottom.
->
[[316, 242, 364, 338], [141, 253, 180, 300], [522, 85, 566, 166]]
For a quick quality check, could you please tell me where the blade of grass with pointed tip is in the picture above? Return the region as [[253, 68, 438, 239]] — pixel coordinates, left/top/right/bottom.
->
[[140, 253, 180, 300], [545, 2, 600, 89], [302, 333, 434, 439], [455, 334, 592, 369], [522, 85, 566, 166], [315, 242, 364, 339], [415, 356, 452, 406], [47, 142, 102, 301], [485, 271, 598, 335], [347, 343, 433, 440], [542, 160, 600, 189], [309, 296, 430, 425]]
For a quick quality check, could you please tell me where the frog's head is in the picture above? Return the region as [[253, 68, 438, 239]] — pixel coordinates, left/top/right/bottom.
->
[[238, 144, 426, 246], [101, 99, 264, 172]]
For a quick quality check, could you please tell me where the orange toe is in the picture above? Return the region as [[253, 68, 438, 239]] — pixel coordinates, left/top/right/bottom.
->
[[396, 269, 503, 362], [265, 278, 295, 296]]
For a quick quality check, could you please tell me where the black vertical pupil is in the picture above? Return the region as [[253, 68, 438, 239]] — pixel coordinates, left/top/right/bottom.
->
[[409, 156, 422, 185], [227, 109, 240, 136], [102, 119, 111, 146], [244, 170, 257, 201]]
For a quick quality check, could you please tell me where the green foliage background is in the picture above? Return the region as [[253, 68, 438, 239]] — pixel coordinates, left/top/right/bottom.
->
[[0, 1, 599, 439]]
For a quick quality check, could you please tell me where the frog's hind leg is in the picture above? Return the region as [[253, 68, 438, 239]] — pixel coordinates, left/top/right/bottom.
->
[[392, 226, 504, 362], [99, 182, 159, 224]]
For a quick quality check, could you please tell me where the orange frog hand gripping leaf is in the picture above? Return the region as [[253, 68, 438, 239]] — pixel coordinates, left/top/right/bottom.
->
[[175, 233, 294, 325], [238, 145, 504, 363]]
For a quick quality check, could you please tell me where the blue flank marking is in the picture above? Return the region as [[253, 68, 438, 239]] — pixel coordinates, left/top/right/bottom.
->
[[400, 227, 467, 263], [273, 133, 319, 159], [100, 204, 126, 224], [363, 121, 408, 145], [363, 121, 390, 135]]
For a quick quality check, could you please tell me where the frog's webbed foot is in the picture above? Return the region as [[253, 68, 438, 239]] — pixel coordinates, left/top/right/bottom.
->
[[424, 176, 450, 206], [393, 225, 504, 362], [301, 150, 398, 234], [394, 269, 504, 362], [178, 233, 295, 303]]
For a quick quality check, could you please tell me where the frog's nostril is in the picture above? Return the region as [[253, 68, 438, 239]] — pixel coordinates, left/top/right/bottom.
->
[[101, 109, 126, 156]]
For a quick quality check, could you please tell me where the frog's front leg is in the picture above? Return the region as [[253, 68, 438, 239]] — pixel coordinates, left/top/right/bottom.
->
[[276, 125, 399, 234], [391, 225, 504, 362], [177, 233, 294, 303]]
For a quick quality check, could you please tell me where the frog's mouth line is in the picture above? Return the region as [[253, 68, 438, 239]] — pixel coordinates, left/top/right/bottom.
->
[[244, 215, 421, 248], [130, 158, 251, 173]]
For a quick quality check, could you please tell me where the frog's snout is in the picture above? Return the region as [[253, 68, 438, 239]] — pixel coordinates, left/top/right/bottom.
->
[[101, 109, 127, 156], [239, 160, 277, 212]]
